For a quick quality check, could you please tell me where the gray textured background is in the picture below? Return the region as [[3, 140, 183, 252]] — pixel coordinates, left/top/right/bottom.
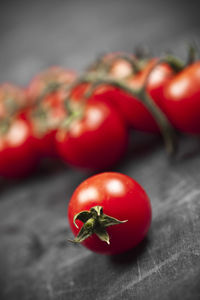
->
[[0, 0, 200, 299]]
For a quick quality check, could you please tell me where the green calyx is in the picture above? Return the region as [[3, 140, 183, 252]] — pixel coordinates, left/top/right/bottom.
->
[[162, 45, 198, 73], [163, 55, 184, 73], [70, 206, 127, 245], [60, 100, 83, 130], [60, 109, 82, 130]]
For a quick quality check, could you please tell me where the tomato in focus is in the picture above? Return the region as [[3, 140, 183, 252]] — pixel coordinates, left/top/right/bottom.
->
[[68, 172, 152, 255]]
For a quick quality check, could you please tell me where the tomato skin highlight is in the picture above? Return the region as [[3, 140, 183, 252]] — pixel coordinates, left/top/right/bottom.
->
[[68, 172, 152, 255], [161, 62, 200, 134], [56, 101, 128, 171]]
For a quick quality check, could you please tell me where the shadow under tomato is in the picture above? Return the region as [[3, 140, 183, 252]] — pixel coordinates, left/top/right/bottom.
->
[[0, 161, 65, 198], [175, 135, 200, 162], [0, 178, 20, 197], [108, 236, 149, 266], [111, 131, 161, 173], [129, 131, 161, 157]]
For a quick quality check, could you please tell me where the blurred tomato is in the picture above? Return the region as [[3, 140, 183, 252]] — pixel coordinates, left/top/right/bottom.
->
[[161, 61, 200, 134], [0, 114, 38, 178], [56, 100, 128, 170]]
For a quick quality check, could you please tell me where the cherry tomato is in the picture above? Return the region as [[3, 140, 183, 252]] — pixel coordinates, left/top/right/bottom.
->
[[161, 62, 200, 134], [0, 114, 38, 178], [26, 67, 76, 158], [56, 100, 128, 170], [68, 172, 152, 255]]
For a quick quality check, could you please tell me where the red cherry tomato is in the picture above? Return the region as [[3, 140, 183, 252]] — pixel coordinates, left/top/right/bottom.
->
[[26, 67, 76, 158], [68, 172, 152, 255], [0, 114, 38, 178], [162, 62, 200, 134], [0, 84, 38, 178], [56, 100, 128, 170]]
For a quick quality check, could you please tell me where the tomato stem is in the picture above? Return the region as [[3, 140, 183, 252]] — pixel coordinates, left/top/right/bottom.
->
[[35, 82, 62, 105], [186, 45, 197, 66], [161, 55, 184, 73], [69, 206, 127, 244], [60, 109, 82, 129]]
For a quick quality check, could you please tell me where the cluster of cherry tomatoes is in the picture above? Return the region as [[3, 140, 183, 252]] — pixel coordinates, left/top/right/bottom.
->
[[1, 50, 200, 179]]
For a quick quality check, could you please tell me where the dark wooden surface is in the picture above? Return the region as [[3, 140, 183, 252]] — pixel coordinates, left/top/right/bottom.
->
[[0, 1, 200, 299]]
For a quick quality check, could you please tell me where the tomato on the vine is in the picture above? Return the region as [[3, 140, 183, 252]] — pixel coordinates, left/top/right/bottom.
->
[[68, 172, 152, 255], [70, 54, 175, 133], [93, 58, 175, 133], [56, 100, 128, 170], [161, 61, 200, 134], [26, 66, 77, 158]]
